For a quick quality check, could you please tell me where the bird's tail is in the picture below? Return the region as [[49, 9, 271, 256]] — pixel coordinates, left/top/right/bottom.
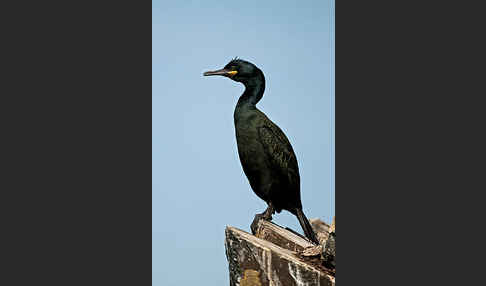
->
[[295, 208, 320, 245]]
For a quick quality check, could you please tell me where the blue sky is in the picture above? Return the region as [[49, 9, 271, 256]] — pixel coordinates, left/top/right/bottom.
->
[[153, 0, 334, 284]]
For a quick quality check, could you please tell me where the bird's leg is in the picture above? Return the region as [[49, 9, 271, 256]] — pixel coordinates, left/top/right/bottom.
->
[[250, 203, 275, 235]]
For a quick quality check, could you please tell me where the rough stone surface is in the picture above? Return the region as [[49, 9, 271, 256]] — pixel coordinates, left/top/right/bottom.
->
[[225, 224, 335, 286], [321, 216, 335, 270], [322, 232, 335, 270], [309, 218, 330, 245], [255, 220, 314, 253], [301, 245, 323, 257], [329, 217, 335, 233]]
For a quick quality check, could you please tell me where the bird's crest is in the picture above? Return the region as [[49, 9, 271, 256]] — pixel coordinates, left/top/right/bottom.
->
[[229, 56, 241, 65]]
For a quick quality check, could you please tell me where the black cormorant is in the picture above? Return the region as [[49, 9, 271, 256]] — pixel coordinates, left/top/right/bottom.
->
[[204, 58, 319, 245]]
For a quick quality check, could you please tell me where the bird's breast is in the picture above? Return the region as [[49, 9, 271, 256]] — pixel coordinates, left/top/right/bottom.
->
[[234, 113, 265, 162]]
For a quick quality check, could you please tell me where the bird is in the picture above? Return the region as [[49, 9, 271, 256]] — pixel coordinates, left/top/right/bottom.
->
[[203, 58, 320, 245]]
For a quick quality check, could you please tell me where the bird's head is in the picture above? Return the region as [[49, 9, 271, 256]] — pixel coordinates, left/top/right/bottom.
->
[[203, 58, 264, 85]]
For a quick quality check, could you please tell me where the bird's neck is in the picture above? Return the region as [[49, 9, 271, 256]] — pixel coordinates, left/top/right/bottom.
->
[[237, 76, 265, 108]]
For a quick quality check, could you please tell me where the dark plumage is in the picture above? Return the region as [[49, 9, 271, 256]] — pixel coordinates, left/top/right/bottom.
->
[[204, 59, 319, 245]]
